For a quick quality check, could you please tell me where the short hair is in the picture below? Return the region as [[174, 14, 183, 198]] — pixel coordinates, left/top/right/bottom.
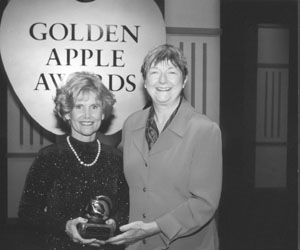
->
[[54, 71, 116, 123], [140, 44, 188, 80]]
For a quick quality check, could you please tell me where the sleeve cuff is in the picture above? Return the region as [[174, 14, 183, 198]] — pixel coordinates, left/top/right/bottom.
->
[[155, 213, 182, 245]]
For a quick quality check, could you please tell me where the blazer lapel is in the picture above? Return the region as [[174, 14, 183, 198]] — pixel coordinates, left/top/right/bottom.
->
[[149, 129, 182, 155], [130, 99, 194, 158], [133, 127, 149, 161], [149, 99, 192, 156], [131, 109, 150, 161]]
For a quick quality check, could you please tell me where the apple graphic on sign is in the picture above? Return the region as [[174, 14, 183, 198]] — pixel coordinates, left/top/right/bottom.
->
[[0, 0, 166, 135]]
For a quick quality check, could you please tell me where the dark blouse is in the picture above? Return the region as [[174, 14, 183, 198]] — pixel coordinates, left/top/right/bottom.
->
[[18, 136, 129, 250]]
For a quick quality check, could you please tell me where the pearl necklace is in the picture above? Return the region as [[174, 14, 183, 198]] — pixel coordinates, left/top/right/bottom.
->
[[66, 136, 101, 167]]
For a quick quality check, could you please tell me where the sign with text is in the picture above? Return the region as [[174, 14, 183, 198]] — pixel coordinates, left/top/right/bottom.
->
[[0, 0, 166, 135]]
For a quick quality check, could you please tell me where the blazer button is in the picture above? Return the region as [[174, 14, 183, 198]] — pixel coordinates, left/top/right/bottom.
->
[[142, 213, 146, 218], [143, 187, 146, 192], [145, 162, 148, 167]]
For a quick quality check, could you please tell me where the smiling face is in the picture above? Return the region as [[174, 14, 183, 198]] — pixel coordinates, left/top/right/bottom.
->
[[145, 60, 187, 108], [65, 91, 103, 142]]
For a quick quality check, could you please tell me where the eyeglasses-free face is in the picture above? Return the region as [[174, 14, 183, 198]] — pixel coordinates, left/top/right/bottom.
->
[[65, 91, 104, 142], [145, 60, 187, 108]]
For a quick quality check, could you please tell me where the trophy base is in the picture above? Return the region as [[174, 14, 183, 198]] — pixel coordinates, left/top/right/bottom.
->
[[77, 223, 114, 240]]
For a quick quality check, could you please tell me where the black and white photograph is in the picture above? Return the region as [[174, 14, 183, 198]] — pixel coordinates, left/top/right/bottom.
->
[[0, 0, 298, 250]]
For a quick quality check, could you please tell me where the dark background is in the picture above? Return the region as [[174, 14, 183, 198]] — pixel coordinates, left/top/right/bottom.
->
[[218, 1, 297, 250]]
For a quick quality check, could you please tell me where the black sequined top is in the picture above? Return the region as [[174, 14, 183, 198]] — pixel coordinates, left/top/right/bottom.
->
[[18, 136, 129, 250]]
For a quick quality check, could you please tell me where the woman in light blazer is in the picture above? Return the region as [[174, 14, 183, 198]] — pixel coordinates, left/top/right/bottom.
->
[[107, 44, 222, 250]]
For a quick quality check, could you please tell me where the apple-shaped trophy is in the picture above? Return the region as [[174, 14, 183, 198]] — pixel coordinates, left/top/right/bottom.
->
[[77, 195, 115, 240]]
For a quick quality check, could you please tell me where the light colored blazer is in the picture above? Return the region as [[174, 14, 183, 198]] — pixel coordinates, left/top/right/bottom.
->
[[122, 99, 222, 250]]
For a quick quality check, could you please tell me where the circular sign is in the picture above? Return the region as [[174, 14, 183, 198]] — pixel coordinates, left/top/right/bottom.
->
[[0, 0, 166, 135]]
